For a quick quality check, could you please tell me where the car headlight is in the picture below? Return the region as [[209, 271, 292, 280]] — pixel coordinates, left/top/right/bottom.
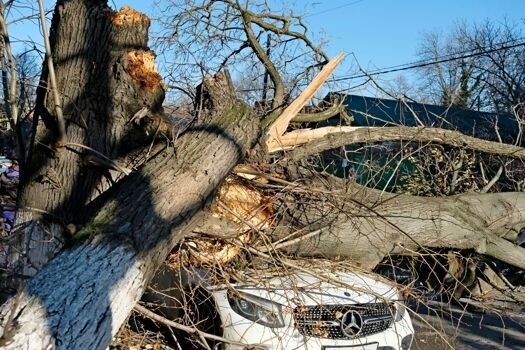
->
[[227, 291, 285, 328]]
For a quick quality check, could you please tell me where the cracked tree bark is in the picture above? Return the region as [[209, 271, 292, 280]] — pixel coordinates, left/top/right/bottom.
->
[[0, 1, 258, 348], [269, 175, 525, 270], [0, 70, 258, 350], [7, 1, 166, 281]]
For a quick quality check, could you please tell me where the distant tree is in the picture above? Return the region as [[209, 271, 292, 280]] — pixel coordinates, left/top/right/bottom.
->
[[468, 20, 525, 117], [415, 19, 525, 115], [16, 50, 40, 116], [416, 24, 482, 109], [0, 1, 41, 159]]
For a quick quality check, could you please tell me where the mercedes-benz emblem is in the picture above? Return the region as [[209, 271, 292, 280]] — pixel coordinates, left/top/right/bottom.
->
[[341, 310, 363, 337]]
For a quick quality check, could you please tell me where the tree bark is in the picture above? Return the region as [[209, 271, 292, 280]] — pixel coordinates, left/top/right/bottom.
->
[[279, 126, 525, 159], [270, 174, 525, 269], [7, 1, 165, 280], [0, 70, 258, 349]]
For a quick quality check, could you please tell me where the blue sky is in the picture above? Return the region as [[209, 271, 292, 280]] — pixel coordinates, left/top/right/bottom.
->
[[105, 0, 525, 78], [9, 0, 525, 90], [300, 0, 525, 71]]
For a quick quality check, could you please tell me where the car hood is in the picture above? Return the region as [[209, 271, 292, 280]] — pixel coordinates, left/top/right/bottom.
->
[[223, 271, 399, 307]]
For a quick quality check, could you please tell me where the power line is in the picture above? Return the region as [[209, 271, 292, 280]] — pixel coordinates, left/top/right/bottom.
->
[[237, 39, 525, 93], [346, 36, 525, 75], [329, 40, 525, 84], [304, 0, 366, 18]]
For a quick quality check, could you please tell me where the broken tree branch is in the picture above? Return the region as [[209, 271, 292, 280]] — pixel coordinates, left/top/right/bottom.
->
[[265, 52, 344, 150], [38, 0, 66, 145], [273, 125, 525, 160]]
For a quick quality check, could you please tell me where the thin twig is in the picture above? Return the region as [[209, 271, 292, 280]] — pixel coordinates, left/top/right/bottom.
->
[[481, 165, 503, 193], [479, 161, 488, 183], [449, 157, 463, 195], [233, 166, 300, 187], [38, 0, 66, 145], [133, 304, 264, 349], [64, 142, 132, 175], [256, 227, 325, 252]]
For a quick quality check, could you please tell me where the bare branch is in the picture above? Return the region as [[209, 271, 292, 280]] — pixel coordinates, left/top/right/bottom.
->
[[37, 0, 66, 146], [277, 125, 525, 161], [237, 6, 284, 117], [265, 52, 344, 149], [292, 102, 352, 123], [481, 165, 503, 193]]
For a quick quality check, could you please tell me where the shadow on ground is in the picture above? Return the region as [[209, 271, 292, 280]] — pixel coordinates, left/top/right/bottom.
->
[[410, 300, 525, 350]]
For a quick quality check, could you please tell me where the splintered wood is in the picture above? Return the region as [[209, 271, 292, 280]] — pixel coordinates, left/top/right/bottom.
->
[[212, 177, 273, 231], [170, 177, 273, 266], [109, 6, 150, 26], [123, 51, 163, 91], [266, 52, 345, 152]]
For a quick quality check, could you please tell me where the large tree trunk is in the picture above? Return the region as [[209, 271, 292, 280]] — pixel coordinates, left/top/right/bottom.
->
[[7, 1, 164, 281], [0, 1, 259, 347], [0, 70, 258, 349], [269, 173, 525, 269]]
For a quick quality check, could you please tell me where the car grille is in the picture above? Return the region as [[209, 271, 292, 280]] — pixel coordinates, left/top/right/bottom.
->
[[293, 303, 394, 339]]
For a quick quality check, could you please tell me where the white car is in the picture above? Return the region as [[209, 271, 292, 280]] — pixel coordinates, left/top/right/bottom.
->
[[211, 270, 413, 350], [145, 267, 414, 350]]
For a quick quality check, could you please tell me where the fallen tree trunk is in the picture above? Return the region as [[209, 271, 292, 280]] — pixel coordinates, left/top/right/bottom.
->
[[0, 71, 258, 349], [267, 174, 525, 269], [172, 168, 525, 271]]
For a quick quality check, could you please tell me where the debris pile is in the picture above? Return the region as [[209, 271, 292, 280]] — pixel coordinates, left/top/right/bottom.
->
[[0, 156, 18, 264]]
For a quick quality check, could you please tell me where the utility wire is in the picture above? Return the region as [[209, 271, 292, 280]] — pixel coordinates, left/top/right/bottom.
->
[[237, 39, 525, 93], [349, 36, 525, 74], [329, 40, 525, 83], [304, 0, 366, 18]]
